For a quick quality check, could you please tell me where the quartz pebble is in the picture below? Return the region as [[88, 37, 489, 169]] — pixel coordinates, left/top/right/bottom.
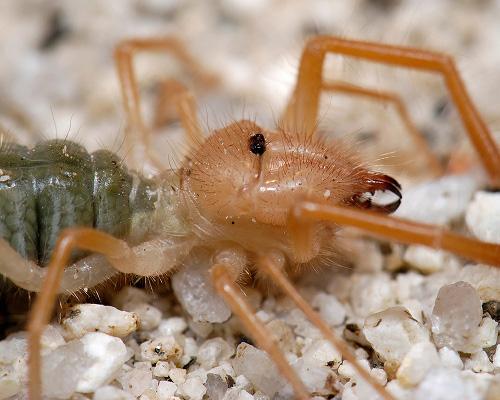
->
[[394, 174, 480, 225], [197, 338, 234, 369], [232, 343, 286, 397], [465, 351, 494, 373], [177, 376, 207, 400], [172, 249, 231, 323], [301, 339, 341, 368], [386, 380, 413, 400], [363, 307, 429, 365], [465, 191, 500, 243], [139, 336, 183, 364], [0, 334, 28, 364], [0, 365, 21, 400], [266, 319, 296, 353], [414, 368, 481, 400], [493, 345, 500, 370], [169, 368, 187, 385], [112, 287, 153, 309], [93, 385, 135, 400], [431, 281, 483, 353], [157, 380, 177, 400], [293, 359, 330, 392], [205, 373, 229, 400], [156, 317, 188, 336], [439, 347, 463, 370], [458, 265, 500, 302], [338, 360, 387, 399], [76, 333, 130, 392], [477, 317, 498, 348], [350, 274, 396, 317], [346, 238, 384, 272], [311, 292, 346, 326], [62, 304, 138, 339], [396, 341, 440, 387], [41, 339, 87, 398], [41, 332, 128, 398], [126, 302, 162, 331], [153, 361, 171, 378], [119, 367, 153, 397], [403, 245, 449, 274]]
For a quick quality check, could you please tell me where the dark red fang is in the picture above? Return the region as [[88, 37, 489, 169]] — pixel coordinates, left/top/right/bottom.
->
[[350, 173, 402, 214]]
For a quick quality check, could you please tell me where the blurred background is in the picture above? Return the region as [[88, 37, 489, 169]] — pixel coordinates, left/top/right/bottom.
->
[[0, 0, 499, 180]]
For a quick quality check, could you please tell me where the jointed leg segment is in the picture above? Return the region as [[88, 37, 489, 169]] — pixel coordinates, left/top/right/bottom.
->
[[27, 228, 136, 400], [210, 264, 310, 400], [323, 81, 443, 176], [288, 201, 500, 267], [153, 79, 204, 149], [256, 256, 397, 400], [283, 36, 500, 186], [115, 38, 211, 168]]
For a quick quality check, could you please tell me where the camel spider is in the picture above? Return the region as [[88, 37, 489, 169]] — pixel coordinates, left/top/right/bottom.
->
[[0, 36, 498, 400]]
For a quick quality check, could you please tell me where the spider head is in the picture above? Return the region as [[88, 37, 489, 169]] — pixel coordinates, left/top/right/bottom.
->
[[181, 120, 401, 228]]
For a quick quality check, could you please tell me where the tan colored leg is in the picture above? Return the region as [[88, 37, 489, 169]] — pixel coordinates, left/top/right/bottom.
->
[[288, 201, 500, 267], [256, 255, 396, 400], [27, 228, 136, 400], [323, 81, 443, 176], [210, 264, 310, 400], [114, 38, 213, 167], [0, 239, 117, 293], [154, 79, 204, 150], [282, 36, 500, 186]]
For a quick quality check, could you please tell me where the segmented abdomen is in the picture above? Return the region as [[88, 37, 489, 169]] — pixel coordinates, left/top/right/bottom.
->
[[0, 139, 156, 266]]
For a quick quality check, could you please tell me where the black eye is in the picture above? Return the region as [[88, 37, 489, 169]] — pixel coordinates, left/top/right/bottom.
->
[[249, 133, 266, 155]]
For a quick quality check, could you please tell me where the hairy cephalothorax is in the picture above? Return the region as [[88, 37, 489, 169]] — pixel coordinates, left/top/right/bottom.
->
[[0, 36, 499, 400]]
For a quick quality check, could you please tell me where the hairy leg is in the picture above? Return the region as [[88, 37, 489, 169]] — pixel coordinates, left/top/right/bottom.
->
[[282, 36, 500, 186], [114, 38, 213, 168], [154, 79, 204, 150], [288, 201, 500, 267], [256, 254, 396, 400], [26, 228, 195, 400], [0, 234, 194, 295], [27, 228, 133, 400], [210, 264, 310, 400], [322, 81, 443, 176], [0, 239, 117, 293]]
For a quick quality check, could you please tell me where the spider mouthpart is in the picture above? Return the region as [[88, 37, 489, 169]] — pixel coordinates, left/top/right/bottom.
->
[[249, 132, 266, 155], [351, 173, 402, 214]]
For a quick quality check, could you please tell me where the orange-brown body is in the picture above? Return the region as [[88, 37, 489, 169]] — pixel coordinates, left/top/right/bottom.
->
[[179, 120, 400, 266]]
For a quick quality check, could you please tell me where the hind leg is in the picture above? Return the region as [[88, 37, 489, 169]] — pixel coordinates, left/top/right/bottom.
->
[[26, 228, 196, 400], [114, 38, 214, 168], [0, 239, 117, 293], [322, 81, 443, 176], [27, 228, 135, 400], [154, 79, 204, 150], [283, 36, 500, 186]]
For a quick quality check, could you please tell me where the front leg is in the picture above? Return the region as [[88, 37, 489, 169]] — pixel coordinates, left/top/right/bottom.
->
[[288, 201, 500, 267]]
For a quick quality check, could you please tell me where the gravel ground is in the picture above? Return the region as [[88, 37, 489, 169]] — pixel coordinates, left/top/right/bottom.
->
[[0, 1, 500, 399]]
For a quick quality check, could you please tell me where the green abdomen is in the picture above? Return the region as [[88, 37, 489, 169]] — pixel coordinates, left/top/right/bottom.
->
[[0, 140, 157, 266]]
